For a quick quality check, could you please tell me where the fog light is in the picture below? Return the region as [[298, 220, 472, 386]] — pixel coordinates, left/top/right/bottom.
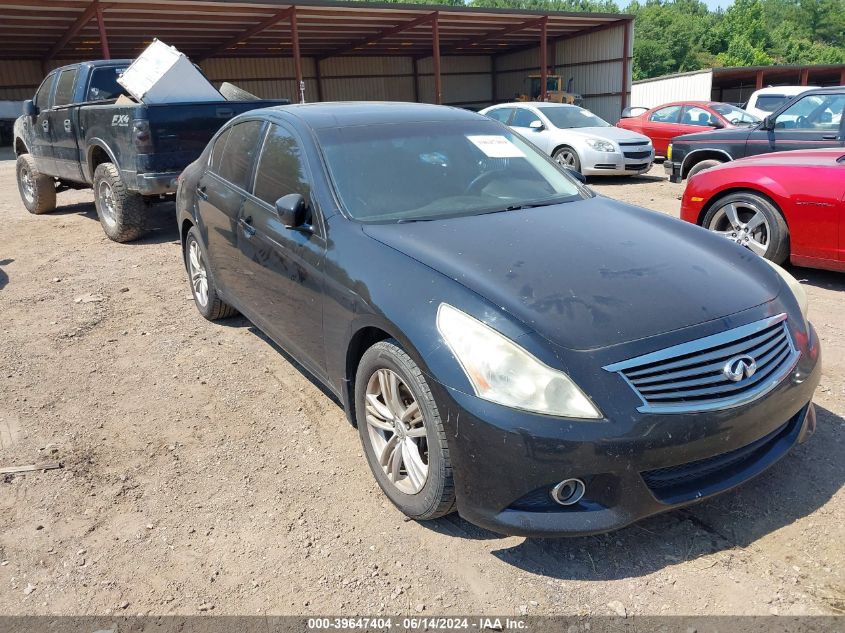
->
[[550, 478, 586, 506]]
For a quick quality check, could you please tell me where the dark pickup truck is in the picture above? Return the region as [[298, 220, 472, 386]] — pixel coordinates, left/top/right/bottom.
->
[[665, 86, 845, 182], [14, 60, 286, 241]]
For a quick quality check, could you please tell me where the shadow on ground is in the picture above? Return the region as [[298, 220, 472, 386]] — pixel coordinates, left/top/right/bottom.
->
[[46, 199, 180, 245], [588, 173, 667, 186], [0, 258, 12, 290], [787, 264, 845, 293]]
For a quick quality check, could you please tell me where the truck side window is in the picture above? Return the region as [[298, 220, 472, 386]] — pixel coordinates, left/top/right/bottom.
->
[[253, 124, 311, 206], [34, 73, 55, 110], [87, 67, 128, 102], [216, 121, 264, 191], [54, 69, 78, 107]]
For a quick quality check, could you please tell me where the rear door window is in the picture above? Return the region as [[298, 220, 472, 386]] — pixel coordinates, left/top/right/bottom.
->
[[649, 105, 681, 123], [209, 128, 232, 172], [486, 108, 513, 124], [216, 120, 265, 191], [86, 66, 129, 102], [253, 123, 311, 205], [53, 69, 78, 107]]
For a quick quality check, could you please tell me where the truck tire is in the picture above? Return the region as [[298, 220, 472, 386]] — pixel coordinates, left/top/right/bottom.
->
[[686, 159, 723, 180], [93, 162, 147, 243], [16, 154, 56, 215]]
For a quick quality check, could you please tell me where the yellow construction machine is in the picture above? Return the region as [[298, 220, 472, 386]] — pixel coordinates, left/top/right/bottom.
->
[[516, 75, 583, 105]]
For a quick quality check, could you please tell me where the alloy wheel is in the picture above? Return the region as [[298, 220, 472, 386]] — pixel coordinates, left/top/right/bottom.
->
[[20, 166, 35, 203], [97, 180, 117, 227], [707, 201, 770, 257], [187, 240, 209, 307], [555, 150, 577, 168], [364, 368, 429, 495]]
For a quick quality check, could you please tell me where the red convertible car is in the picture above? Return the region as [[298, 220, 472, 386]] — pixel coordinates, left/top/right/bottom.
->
[[681, 148, 845, 272], [618, 101, 759, 158]]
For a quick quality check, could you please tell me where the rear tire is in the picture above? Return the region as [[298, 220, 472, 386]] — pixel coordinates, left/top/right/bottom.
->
[[355, 339, 455, 520], [702, 191, 790, 264], [184, 227, 238, 321], [93, 162, 147, 242], [16, 154, 56, 215], [686, 159, 723, 180]]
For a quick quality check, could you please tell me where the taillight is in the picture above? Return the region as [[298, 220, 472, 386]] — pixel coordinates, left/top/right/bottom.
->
[[132, 119, 153, 153]]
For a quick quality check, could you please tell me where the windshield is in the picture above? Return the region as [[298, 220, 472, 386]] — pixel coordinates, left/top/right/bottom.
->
[[317, 120, 585, 223], [539, 106, 610, 129], [711, 103, 759, 125]]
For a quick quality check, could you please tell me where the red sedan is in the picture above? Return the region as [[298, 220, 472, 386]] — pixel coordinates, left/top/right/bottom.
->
[[681, 148, 845, 273], [618, 101, 759, 158]]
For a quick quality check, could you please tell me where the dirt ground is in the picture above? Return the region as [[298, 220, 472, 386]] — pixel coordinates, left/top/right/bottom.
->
[[0, 148, 843, 617]]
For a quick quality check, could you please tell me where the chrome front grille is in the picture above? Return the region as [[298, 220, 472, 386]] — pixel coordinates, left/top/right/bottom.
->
[[604, 314, 799, 413]]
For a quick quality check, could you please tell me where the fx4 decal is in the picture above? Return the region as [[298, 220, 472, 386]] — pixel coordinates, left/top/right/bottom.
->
[[112, 114, 130, 127]]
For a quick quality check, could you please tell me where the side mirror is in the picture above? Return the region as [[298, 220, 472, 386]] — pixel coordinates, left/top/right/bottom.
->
[[23, 100, 38, 117], [275, 193, 308, 229], [529, 120, 545, 131], [564, 166, 587, 183], [761, 116, 775, 131], [711, 119, 724, 129]]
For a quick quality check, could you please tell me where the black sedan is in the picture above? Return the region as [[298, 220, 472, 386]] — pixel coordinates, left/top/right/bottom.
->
[[175, 102, 820, 537]]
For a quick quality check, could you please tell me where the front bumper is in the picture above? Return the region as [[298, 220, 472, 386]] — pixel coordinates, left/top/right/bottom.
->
[[428, 323, 821, 537], [664, 159, 683, 183], [581, 146, 654, 176]]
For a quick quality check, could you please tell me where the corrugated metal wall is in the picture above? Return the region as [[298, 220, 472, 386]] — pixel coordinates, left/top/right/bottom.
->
[[631, 70, 713, 108], [492, 22, 631, 123], [1, 25, 630, 119], [0, 60, 45, 100], [418, 56, 491, 108]]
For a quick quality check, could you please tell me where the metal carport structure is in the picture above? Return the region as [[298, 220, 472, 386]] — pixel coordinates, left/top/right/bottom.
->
[[0, 0, 633, 121]]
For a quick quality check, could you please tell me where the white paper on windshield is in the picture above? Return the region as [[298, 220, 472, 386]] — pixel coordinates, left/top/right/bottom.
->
[[466, 135, 525, 158]]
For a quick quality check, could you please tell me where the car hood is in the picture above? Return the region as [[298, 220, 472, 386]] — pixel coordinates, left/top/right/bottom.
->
[[362, 198, 781, 351], [558, 126, 650, 144]]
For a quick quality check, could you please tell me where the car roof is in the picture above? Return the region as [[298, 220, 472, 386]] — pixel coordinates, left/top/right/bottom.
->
[[513, 102, 579, 108], [258, 101, 485, 129], [753, 85, 819, 95]]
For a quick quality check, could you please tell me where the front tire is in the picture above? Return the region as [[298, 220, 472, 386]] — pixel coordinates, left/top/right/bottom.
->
[[184, 227, 238, 321], [552, 146, 581, 174], [355, 340, 455, 520], [702, 191, 790, 264], [16, 154, 56, 215], [686, 158, 723, 180], [93, 162, 147, 242]]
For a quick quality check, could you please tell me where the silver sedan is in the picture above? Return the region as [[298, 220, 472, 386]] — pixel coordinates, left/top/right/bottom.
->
[[480, 102, 654, 176]]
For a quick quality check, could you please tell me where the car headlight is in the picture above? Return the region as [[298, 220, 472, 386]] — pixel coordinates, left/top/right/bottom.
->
[[584, 138, 616, 153], [436, 304, 603, 419], [762, 259, 808, 321], [667, 144, 673, 160]]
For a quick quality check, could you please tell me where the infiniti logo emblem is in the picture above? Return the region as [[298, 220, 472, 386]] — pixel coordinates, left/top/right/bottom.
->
[[723, 354, 757, 382]]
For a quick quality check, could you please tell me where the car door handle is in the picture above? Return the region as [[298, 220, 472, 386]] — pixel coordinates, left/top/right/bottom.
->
[[196, 185, 208, 200], [41, 120, 49, 131], [822, 133, 837, 140], [239, 216, 256, 237], [64, 119, 72, 133]]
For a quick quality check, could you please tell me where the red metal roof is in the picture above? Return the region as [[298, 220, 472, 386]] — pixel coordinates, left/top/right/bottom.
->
[[0, 0, 631, 60]]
